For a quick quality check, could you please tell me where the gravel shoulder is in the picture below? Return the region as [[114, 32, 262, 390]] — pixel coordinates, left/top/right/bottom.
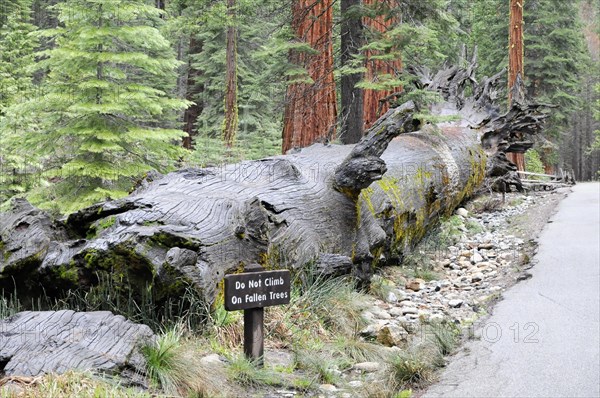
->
[[260, 188, 572, 398], [420, 182, 599, 398]]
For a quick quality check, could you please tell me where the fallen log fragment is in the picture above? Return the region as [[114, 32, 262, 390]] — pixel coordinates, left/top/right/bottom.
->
[[0, 310, 153, 381]]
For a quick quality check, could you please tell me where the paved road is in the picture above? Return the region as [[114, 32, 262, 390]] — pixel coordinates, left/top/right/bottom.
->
[[423, 182, 600, 398]]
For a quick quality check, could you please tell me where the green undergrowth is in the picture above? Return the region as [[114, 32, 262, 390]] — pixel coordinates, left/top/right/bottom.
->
[[1, 260, 466, 398], [0, 274, 209, 332]]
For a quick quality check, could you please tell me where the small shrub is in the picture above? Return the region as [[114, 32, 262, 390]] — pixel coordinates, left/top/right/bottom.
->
[[395, 390, 413, 398], [437, 215, 465, 246], [289, 275, 369, 339], [525, 149, 545, 176]]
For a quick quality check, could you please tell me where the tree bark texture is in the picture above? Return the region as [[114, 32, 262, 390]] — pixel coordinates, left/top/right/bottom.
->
[[183, 36, 203, 149], [507, 0, 525, 171], [223, 0, 238, 148], [0, 58, 548, 305], [282, 0, 337, 153], [362, 0, 402, 130], [340, 0, 364, 144]]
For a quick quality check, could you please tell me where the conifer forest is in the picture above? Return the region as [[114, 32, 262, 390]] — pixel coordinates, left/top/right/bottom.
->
[[0, 0, 598, 215]]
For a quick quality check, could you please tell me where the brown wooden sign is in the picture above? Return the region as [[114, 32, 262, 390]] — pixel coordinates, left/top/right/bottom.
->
[[224, 269, 291, 311]]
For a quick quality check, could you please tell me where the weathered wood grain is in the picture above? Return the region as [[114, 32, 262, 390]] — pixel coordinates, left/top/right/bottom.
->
[[0, 310, 153, 379], [0, 56, 547, 304]]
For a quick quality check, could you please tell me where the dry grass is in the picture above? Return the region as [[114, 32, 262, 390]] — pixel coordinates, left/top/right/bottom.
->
[[0, 372, 149, 398]]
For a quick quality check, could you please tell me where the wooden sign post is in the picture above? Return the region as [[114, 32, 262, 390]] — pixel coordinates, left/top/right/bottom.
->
[[224, 264, 291, 366]]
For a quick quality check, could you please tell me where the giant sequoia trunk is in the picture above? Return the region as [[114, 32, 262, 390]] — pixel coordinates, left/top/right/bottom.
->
[[506, 0, 526, 171], [362, 0, 403, 130], [282, 0, 337, 153], [0, 58, 547, 305]]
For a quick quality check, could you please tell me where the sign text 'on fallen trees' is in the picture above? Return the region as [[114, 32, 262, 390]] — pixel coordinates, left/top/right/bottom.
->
[[224, 269, 291, 311]]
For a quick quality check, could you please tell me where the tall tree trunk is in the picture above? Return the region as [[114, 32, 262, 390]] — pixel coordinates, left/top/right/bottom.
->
[[362, 0, 402, 130], [340, 0, 364, 144], [282, 0, 337, 153], [223, 0, 238, 149], [507, 0, 526, 171], [183, 36, 203, 149]]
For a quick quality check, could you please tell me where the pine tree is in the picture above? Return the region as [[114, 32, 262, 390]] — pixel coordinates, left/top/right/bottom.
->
[[353, 0, 451, 126], [0, 0, 37, 116], [10, 0, 189, 213], [470, 0, 508, 81], [524, 0, 589, 171], [223, 0, 238, 148], [187, 0, 286, 160], [0, 0, 39, 202]]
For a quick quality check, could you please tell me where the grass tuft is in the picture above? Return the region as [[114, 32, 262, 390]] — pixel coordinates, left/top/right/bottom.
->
[[142, 324, 224, 397], [388, 351, 434, 387], [428, 322, 461, 356], [227, 355, 282, 388]]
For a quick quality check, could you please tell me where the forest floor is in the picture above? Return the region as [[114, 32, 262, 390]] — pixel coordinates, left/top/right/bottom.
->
[[0, 187, 571, 398]]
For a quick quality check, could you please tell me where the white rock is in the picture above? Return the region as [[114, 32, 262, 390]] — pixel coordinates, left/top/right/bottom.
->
[[200, 354, 224, 366], [386, 291, 398, 303], [361, 311, 375, 323], [455, 207, 469, 217], [348, 380, 363, 388], [389, 307, 404, 317], [401, 306, 418, 315], [439, 259, 452, 268], [353, 362, 382, 372], [319, 384, 338, 392], [471, 251, 484, 263], [371, 307, 391, 320], [471, 272, 484, 282], [359, 320, 388, 337], [448, 299, 464, 308]]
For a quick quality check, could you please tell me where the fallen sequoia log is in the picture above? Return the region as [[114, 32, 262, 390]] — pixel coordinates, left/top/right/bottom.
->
[[0, 57, 548, 305], [0, 310, 154, 381]]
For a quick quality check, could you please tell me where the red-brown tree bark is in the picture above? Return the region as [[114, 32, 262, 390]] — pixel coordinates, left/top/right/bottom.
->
[[282, 0, 337, 153], [507, 0, 525, 171], [362, 0, 402, 130]]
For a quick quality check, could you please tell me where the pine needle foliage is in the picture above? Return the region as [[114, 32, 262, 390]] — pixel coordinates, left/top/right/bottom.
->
[[0, 0, 39, 202], [7, 0, 190, 214]]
